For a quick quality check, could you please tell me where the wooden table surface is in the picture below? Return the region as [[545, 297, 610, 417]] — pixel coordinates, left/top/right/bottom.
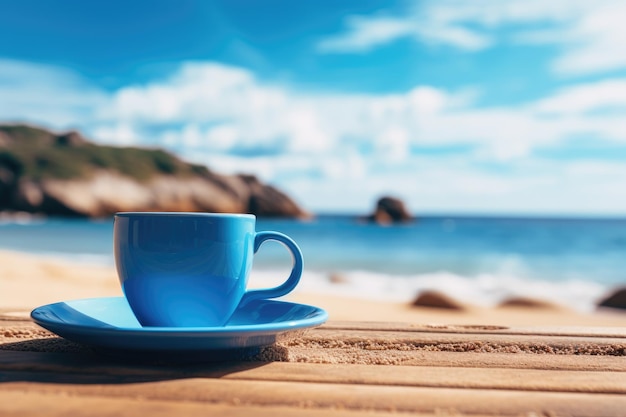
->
[[1, 310, 626, 417]]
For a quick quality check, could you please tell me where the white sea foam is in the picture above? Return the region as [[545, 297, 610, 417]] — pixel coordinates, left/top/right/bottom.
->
[[249, 268, 610, 313], [0, 212, 46, 225], [35, 251, 114, 266]]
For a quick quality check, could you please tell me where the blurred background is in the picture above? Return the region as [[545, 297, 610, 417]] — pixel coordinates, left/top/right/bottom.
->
[[3, 0, 626, 215], [2, 0, 626, 311]]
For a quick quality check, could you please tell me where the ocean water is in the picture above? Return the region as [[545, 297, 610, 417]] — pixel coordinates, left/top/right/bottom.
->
[[1, 215, 626, 312]]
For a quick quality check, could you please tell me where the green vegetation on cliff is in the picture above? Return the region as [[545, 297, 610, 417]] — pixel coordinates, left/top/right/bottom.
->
[[0, 124, 209, 182], [0, 124, 308, 219]]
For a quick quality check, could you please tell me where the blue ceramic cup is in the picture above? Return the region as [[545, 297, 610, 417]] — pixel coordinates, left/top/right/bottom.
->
[[113, 212, 303, 327]]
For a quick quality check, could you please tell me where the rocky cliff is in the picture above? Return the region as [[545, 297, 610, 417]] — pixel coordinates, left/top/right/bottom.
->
[[0, 124, 309, 219]]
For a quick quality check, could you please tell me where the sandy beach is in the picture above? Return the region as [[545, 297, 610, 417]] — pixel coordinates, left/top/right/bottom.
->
[[3, 249, 626, 328]]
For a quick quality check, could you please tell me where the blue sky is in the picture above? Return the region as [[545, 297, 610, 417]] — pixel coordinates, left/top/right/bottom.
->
[[2, 0, 626, 215]]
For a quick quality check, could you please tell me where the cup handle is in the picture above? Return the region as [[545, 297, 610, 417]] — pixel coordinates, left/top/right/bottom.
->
[[240, 231, 303, 306]]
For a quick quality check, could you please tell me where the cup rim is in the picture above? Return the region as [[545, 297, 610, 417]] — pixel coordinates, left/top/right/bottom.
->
[[115, 212, 255, 219]]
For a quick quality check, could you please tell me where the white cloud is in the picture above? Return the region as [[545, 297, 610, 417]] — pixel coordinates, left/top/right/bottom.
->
[[3, 59, 626, 214], [91, 123, 140, 146], [547, 2, 626, 75], [72, 63, 626, 208], [0, 59, 107, 128], [317, 16, 413, 53], [533, 79, 626, 115], [285, 156, 626, 215], [316, 5, 491, 53], [317, 0, 626, 75], [100, 63, 468, 157]]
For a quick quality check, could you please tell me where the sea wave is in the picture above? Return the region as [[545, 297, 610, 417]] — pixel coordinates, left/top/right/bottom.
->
[[249, 268, 611, 313], [0, 212, 46, 225], [34, 251, 115, 266]]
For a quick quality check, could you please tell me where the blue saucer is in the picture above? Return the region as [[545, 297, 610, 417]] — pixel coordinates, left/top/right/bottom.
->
[[31, 297, 327, 358]]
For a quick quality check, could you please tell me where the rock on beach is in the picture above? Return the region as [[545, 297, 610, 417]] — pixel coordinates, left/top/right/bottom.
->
[[597, 287, 626, 310], [410, 290, 466, 311]]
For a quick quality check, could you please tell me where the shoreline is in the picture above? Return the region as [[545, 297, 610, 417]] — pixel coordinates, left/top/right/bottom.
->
[[3, 249, 626, 327]]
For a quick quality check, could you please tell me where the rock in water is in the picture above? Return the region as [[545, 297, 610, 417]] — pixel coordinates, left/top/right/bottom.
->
[[368, 196, 413, 225]]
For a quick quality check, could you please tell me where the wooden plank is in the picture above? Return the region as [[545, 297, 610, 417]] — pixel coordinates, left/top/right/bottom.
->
[[279, 329, 626, 365], [3, 329, 626, 369], [2, 377, 626, 416], [0, 311, 32, 322], [3, 318, 626, 416], [325, 321, 626, 338], [0, 390, 433, 417], [285, 347, 626, 370], [4, 343, 626, 377], [7, 320, 626, 348], [299, 328, 626, 355], [223, 362, 626, 394], [1, 351, 625, 394], [4, 322, 625, 357]]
